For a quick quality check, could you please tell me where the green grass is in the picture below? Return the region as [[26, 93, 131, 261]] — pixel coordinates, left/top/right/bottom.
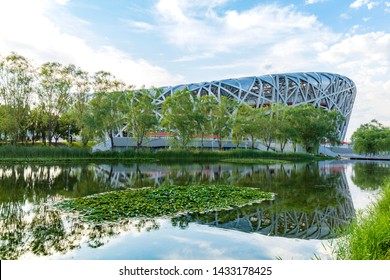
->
[[153, 148, 317, 162], [0, 145, 90, 158], [0, 145, 322, 163], [334, 184, 390, 260], [55, 184, 273, 223]]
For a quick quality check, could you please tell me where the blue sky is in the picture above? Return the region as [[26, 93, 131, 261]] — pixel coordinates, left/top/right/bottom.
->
[[0, 0, 389, 140]]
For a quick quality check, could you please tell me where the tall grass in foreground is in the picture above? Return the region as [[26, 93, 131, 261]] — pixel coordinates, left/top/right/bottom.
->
[[0, 145, 316, 162], [0, 145, 90, 158], [154, 148, 315, 161], [334, 184, 390, 260]]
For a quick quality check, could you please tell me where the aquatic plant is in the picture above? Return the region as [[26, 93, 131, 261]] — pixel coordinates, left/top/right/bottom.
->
[[55, 185, 273, 223]]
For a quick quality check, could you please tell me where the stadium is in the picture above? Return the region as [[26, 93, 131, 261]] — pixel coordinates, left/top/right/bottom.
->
[[155, 72, 356, 141], [96, 72, 356, 150]]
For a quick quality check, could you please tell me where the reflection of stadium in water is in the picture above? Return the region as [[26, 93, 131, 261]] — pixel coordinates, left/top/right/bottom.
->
[[92, 161, 355, 239]]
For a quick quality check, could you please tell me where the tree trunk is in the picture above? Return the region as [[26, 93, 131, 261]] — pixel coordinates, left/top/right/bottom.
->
[[109, 133, 114, 149]]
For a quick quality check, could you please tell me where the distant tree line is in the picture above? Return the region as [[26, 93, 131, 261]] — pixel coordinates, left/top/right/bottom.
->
[[0, 52, 344, 152], [161, 89, 344, 152], [352, 120, 390, 155]]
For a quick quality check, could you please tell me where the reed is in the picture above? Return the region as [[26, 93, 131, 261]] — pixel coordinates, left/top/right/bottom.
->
[[334, 184, 390, 260]]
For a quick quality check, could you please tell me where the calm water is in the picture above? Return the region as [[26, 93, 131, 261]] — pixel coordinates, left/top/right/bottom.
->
[[0, 160, 384, 260]]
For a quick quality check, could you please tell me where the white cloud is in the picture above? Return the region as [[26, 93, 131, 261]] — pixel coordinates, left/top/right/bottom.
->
[[125, 20, 154, 32], [350, 0, 379, 9], [0, 0, 181, 88], [305, 0, 326, 4], [385, 1, 390, 12], [154, 0, 333, 57], [367, 1, 379, 9], [340, 13, 352, 19], [319, 32, 390, 139], [350, 0, 369, 9]]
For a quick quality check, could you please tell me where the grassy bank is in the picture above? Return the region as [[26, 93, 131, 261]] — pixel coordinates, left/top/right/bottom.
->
[[55, 185, 273, 223], [0, 145, 323, 163], [334, 184, 390, 260]]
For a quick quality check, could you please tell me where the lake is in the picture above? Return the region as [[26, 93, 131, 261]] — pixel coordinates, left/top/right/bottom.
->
[[0, 160, 384, 260]]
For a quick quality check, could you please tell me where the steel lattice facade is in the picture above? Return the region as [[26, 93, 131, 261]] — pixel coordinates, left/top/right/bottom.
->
[[154, 72, 356, 141]]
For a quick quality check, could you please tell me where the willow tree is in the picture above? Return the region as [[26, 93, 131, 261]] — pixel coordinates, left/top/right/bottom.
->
[[287, 104, 344, 153], [233, 105, 261, 149], [87, 71, 131, 148], [257, 105, 277, 151], [88, 91, 128, 149], [352, 120, 390, 155], [194, 95, 215, 148], [37, 62, 74, 145], [0, 53, 34, 144], [211, 96, 238, 150], [125, 88, 158, 150], [160, 88, 198, 148], [68, 65, 91, 147]]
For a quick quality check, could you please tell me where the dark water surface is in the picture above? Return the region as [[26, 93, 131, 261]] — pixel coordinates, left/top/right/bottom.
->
[[0, 160, 384, 260]]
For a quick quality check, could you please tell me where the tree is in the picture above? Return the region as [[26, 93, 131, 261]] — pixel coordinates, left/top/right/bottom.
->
[[89, 91, 127, 148], [351, 120, 390, 155], [27, 107, 48, 145], [54, 112, 80, 145], [273, 104, 296, 152], [233, 105, 261, 149], [88, 71, 130, 149], [125, 88, 158, 150], [91, 70, 129, 97], [0, 53, 34, 144], [37, 62, 74, 145], [194, 95, 215, 148], [257, 105, 276, 151], [287, 104, 344, 153], [160, 88, 198, 148], [67, 65, 91, 147], [211, 96, 237, 150]]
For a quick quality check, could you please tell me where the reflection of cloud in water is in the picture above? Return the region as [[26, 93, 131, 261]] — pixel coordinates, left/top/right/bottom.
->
[[48, 222, 331, 260], [0, 161, 381, 260]]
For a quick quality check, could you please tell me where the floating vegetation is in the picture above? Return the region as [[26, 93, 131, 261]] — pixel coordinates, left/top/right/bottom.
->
[[55, 185, 273, 223], [219, 158, 290, 165]]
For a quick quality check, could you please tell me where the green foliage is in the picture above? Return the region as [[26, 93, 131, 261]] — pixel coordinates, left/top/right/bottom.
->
[[37, 62, 75, 145], [0, 52, 346, 154], [287, 104, 344, 153], [55, 185, 273, 222], [161, 88, 198, 148], [351, 162, 390, 190], [0, 53, 34, 144], [88, 91, 128, 148], [194, 95, 215, 148], [125, 89, 158, 149], [211, 96, 238, 150], [233, 106, 261, 149], [352, 120, 390, 155], [334, 184, 390, 260], [0, 146, 90, 158]]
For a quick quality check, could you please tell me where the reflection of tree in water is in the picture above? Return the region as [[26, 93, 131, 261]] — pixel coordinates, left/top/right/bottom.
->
[[0, 161, 356, 259], [0, 164, 131, 259], [351, 162, 390, 190], [171, 163, 355, 239], [0, 203, 160, 259]]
